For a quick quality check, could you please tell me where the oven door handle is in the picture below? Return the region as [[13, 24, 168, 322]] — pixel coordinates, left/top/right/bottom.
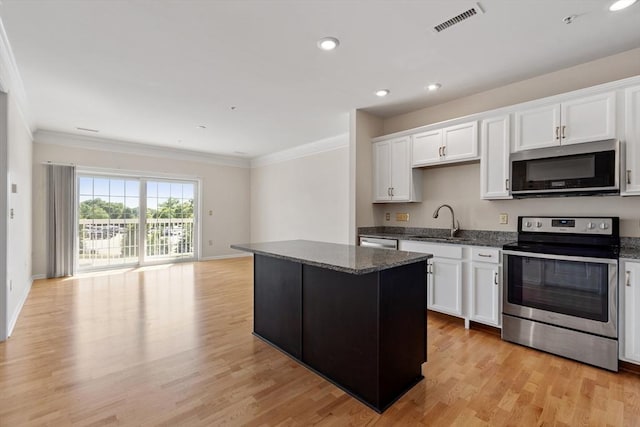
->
[[502, 250, 618, 265]]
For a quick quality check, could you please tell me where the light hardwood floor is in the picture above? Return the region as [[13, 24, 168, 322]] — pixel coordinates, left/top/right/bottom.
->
[[1, 257, 640, 426]]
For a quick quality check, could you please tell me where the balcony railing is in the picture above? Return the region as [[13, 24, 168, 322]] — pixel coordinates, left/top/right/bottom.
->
[[78, 218, 194, 268]]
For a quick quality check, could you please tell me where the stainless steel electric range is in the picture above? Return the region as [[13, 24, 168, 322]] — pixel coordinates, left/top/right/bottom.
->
[[502, 216, 620, 371]]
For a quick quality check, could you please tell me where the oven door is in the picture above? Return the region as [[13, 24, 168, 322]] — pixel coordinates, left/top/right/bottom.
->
[[503, 250, 617, 338]]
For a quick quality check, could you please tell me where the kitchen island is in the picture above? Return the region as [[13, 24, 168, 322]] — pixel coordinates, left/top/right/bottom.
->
[[230, 240, 431, 412]]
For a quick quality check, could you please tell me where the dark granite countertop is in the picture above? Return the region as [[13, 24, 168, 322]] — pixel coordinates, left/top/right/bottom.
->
[[358, 227, 516, 248], [231, 240, 431, 275], [620, 237, 640, 260]]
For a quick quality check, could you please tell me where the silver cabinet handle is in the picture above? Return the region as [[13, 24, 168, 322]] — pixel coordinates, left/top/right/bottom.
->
[[478, 253, 492, 258], [555, 126, 560, 140], [505, 178, 509, 191], [627, 170, 632, 185], [494, 271, 499, 285], [387, 187, 391, 196], [438, 146, 443, 157], [627, 271, 631, 287], [561, 125, 566, 139], [443, 146, 446, 156], [391, 187, 394, 196]]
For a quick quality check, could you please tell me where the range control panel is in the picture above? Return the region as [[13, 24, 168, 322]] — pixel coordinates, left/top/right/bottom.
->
[[519, 217, 614, 235]]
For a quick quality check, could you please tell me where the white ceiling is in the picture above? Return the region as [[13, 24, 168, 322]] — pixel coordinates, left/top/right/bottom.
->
[[1, 0, 639, 158]]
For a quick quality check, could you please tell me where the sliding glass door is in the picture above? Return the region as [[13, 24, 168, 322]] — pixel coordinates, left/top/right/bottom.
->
[[145, 180, 195, 261], [77, 174, 197, 271]]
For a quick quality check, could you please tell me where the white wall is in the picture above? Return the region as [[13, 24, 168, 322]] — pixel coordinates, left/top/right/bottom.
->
[[0, 19, 34, 339], [5, 92, 32, 335], [250, 134, 350, 244], [32, 133, 251, 276], [357, 47, 640, 237]]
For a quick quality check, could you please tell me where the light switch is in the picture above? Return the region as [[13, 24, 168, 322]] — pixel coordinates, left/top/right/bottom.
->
[[11, 183, 17, 193], [396, 213, 409, 222], [499, 213, 508, 224]]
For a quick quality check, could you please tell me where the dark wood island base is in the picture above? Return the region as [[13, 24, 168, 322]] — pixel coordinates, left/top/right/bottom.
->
[[231, 240, 430, 412]]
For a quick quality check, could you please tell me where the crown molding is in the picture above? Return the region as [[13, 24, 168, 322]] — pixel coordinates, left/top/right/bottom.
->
[[251, 133, 349, 168], [34, 130, 251, 168], [0, 17, 34, 139]]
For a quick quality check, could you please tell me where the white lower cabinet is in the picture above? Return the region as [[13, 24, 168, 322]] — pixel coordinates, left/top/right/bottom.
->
[[620, 259, 640, 364], [429, 257, 463, 316], [469, 247, 501, 327], [399, 240, 502, 328]]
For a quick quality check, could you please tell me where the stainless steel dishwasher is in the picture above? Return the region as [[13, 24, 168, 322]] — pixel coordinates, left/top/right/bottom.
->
[[358, 236, 398, 250]]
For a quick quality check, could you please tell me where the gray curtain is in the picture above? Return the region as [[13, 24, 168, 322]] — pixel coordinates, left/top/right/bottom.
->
[[47, 164, 76, 278]]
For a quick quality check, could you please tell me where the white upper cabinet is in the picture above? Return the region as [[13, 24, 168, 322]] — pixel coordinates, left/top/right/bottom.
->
[[390, 137, 411, 201], [373, 140, 392, 201], [480, 115, 511, 199], [443, 121, 479, 161], [622, 85, 640, 196], [372, 136, 422, 203], [514, 92, 616, 152], [412, 130, 442, 165], [412, 121, 478, 167]]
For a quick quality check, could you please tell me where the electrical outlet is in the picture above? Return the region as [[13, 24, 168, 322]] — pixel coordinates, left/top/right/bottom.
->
[[208, 240, 213, 246], [385, 212, 390, 221], [499, 213, 508, 224], [396, 213, 409, 222], [9, 280, 12, 292], [209, 210, 213, 216]]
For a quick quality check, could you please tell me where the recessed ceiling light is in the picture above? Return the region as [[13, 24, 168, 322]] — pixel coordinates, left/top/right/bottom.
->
[[375, 89, 390, 97], [317, 37, 340, 51], [197, 125, 207, 129], [609, 0, 637, 11], [76, 127, 99, 133], [427, 83, 442, 91]]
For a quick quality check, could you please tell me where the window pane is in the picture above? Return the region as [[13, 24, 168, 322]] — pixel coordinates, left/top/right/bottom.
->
[[146, 182, 156, 198], [94, 178, 110, 197], [79, 177, 93, 196], [110, 179, 125, 196], [125, 180, 139, 197]]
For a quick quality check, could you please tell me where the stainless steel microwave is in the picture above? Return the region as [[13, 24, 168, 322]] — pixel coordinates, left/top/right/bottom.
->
[[510, 139, 619, 197]]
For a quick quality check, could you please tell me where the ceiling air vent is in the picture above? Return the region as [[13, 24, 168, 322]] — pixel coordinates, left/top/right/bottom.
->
[[433, 3, 485, 33]]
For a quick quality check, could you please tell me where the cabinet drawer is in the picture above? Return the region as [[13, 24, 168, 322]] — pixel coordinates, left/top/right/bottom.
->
[[400, 240, 463, 259], [471, 247, 500, 263]]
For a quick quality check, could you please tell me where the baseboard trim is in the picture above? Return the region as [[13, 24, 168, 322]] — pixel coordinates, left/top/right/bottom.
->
[[31, 274, 46, 281], [199, 253, 252, 261], [8, 278, 33, 337], [470, 321, 501, 337], [427, 310, 465, 326], [619, 361, 640, 376]]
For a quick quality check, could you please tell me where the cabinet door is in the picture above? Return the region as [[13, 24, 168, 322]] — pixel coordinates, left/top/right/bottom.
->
[[623, 261, 640, 363], [560, 92, 616, 146], [443, 121, 478, 161], [470, 262, 500, 327], [373, 140, 392, 202], [412, 129, 442, 166], [428, 258, 462, 316], [390, 137, 411, 201], [480, 115, 511, 199], [514, 103, 561, 151], [623, 86, 640, 195]]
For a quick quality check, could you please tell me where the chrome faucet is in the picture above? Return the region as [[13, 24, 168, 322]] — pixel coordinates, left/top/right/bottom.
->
[[432, 204, 460, 238]]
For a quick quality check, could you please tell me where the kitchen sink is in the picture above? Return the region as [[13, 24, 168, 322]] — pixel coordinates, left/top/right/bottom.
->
[[403, 235, 474, 242]]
